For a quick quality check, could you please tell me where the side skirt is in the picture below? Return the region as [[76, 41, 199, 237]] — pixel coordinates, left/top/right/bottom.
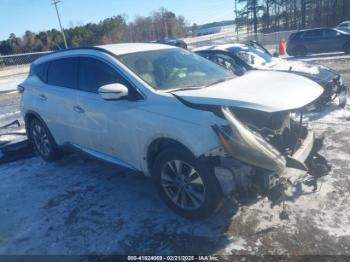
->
[[65, 143, 138, 171]]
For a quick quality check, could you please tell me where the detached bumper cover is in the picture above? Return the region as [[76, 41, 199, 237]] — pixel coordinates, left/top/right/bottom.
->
[[280, 130, 318, 184], [337, 84, 349, 107]]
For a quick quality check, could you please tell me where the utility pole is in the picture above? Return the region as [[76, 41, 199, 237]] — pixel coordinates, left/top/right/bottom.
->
[[52, 0, 68, 48], [234, 0, 239, 42]]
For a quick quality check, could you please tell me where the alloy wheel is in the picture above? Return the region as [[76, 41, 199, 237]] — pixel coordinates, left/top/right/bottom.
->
[[161, 160, 206, 210], [32, 122, 51, 157]]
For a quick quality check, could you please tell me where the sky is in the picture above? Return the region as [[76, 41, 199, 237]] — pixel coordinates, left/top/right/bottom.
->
[[0, 0, 236, 41]]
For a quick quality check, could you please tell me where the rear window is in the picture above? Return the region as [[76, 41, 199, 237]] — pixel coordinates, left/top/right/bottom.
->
[[47, 58, 77, 89], [35, 62, 49, 82]]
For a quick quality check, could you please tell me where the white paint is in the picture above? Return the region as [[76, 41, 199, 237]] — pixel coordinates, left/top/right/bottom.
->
[[174, 71, 323, 112], [98, 43, 176, 55]]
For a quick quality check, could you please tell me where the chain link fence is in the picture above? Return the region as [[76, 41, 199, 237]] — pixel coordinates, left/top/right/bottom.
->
[[0, 51, 51, 75], [188, 30, 297, 54]]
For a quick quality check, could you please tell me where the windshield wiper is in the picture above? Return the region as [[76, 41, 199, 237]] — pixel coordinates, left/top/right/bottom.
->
[[168, 87, 204, 93], [206, 76, 235, 87]]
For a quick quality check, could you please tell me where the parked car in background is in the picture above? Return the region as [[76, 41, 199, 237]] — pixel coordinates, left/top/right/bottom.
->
[[157, 38, 188, 49], [20, 43, 324, 219], [287, 27, 350, 57], [337, 21, 350, 33], [194, 42, 349, 109]]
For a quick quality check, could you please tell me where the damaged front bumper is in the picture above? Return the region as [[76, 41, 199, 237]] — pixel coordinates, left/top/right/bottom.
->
[[212, 107, 327, 197], [337, 83, 349, 108], [320, 77, 349, 109]]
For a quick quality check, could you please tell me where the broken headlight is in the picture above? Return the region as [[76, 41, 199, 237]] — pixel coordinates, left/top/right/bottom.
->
[[213, 107, 286, 173]]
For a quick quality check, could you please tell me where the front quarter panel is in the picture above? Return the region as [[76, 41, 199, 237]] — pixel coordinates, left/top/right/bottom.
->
[[136, 96, 226, 175]]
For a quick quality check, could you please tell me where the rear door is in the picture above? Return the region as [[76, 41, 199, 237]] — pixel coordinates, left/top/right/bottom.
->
[[39, 57, 80, 145], [301, 29, 324, 53]]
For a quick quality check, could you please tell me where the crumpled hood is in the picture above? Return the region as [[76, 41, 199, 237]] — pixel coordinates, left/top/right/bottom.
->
[[173, 71, 324, 113], [263, 59, 337, 83]]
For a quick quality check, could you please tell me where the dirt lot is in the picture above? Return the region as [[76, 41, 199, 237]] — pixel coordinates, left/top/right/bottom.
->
[[0, 58, 350, 255]]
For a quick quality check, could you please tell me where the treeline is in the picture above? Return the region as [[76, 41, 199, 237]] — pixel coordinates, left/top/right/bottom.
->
[[0, 8, 188, 55], [237, 0, 350, 33]]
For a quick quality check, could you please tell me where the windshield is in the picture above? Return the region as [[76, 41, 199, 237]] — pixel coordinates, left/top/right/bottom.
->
[[230, 46, 274, 67], [118, 48, 235, 91]]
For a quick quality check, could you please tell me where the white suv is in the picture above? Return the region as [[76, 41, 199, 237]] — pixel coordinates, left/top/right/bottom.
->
[[19, 43, 323, 219]]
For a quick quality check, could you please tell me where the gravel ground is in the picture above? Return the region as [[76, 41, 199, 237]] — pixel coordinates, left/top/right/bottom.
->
[[0, 58, 350, 255]]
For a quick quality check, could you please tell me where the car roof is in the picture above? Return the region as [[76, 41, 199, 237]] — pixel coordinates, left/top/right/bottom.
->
[[33, 43, 176, 65], [97, 43, 176, 55], [338, 21, 350, 24], [296, 27, 335, 33], [192, 43, 246, 52]]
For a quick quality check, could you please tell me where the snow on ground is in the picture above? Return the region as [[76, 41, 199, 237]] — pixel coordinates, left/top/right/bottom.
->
[[0, 83, 350, 254], [0, 74, 26, 93]]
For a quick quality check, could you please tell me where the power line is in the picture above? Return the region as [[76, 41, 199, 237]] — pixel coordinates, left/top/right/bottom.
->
[[51, 0, 68, 48]]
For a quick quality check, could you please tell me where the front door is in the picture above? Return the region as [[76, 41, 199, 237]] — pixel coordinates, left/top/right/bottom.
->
[[73, 56, 142, 168]]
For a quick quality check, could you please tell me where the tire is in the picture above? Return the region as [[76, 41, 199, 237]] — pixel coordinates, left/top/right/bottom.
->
[[292, 46, 307, 57], [152, 146, 223, 220], [344, 43, 350, 54], [28, 118, 62, 162]]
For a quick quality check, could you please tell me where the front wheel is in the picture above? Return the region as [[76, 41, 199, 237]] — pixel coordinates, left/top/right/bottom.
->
[[344, 43, 350, 54], [152, 147, 223, 220]]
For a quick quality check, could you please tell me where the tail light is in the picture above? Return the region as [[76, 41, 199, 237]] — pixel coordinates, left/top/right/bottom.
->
[[17, 85, 25, 93]]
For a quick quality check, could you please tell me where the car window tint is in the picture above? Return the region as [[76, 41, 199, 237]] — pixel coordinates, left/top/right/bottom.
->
[[35, 62, 49, 83], [47, 58, 77, 89], [78, 57, 127, 93], [303, 30, 322, 38], [206, 53, 239, 72], [323, 29, 337, 37]]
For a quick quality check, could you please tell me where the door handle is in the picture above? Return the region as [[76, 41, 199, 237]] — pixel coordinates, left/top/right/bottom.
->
[[39, 94, 47, 101], [73, 106, 85, 113]]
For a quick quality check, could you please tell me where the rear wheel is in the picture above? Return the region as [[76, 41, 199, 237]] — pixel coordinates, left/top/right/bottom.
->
[[344, 43, 350, 54], [28, 118, 62, 162], [152, 147, 223, 220]]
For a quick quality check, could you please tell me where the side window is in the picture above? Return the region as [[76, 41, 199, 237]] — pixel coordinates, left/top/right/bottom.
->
[[47, 58, 77, 89], [211, 53, 239, 72], [302, 30, 322, 38], [34, 62, 49, 83], [203, 52, 245, 76], [323, 29, 337, 37], [78, 57, 128, 93]]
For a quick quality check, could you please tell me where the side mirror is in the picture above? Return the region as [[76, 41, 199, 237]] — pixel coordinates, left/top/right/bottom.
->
[[98, 83, 128, 100]]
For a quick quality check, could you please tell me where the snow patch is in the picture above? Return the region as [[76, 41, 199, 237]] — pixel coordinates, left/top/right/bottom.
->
[[224, 237, 246, 254]]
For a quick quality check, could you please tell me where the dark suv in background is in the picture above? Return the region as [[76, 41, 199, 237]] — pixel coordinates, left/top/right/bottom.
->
[[287, 28, 350, 56]]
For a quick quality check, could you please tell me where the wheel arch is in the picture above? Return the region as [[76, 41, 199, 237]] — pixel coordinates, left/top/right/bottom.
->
[[24, 110, 52, 142], [146, 137, 194, 175], [343, 41, 350, 51]]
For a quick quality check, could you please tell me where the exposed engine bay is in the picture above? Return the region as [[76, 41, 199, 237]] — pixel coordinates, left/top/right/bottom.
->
[[209, 106, 330, 202]]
